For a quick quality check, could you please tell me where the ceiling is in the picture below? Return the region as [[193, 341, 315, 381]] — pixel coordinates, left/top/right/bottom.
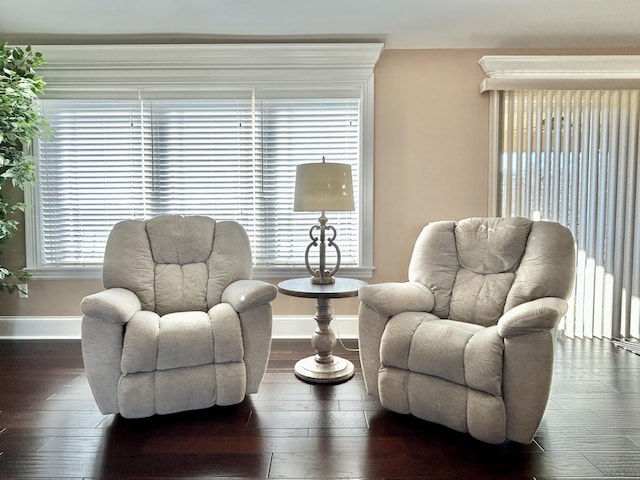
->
[[1, 0, 640, 50]]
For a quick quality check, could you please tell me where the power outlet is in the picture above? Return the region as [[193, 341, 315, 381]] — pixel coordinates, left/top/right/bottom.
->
[[18, 284, 28, 298]]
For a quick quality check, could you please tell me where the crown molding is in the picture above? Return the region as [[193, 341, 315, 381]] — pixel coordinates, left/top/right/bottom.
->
[[479, 55, 640, 91], [34, 43, 384, 69], [29, 43, 384, 92]]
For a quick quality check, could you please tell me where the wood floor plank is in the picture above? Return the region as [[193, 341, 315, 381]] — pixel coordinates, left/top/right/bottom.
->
[[0, 451, 99, 478], [583, 452, 640, 477], [269, 450, 454, 479], [249, 410, 368, 430], [0, 432, 55, 454]]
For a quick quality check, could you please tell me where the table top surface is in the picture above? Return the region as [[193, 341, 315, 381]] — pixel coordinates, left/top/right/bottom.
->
[[277, 277, 367, 299]]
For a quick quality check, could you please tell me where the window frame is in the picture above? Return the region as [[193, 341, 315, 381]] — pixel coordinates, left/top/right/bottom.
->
[[24, 43, 383, 280]]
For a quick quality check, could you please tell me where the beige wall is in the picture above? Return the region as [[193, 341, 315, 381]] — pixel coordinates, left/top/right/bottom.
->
[[1, 47, 634, 319]]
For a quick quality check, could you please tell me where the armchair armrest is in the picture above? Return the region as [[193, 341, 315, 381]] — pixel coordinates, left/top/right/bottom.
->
[[359, 282, 435, 317], [498, 297, 568, 338], [81, 287, 142, 324], [222, 279, 278, 313]]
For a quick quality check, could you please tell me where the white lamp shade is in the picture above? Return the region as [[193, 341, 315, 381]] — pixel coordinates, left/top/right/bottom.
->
[[294, 162, 355, 212]]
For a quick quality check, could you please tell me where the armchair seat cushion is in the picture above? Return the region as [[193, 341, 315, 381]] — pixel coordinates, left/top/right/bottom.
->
[[122, 304, 244, 374], [380, 315, 504, 396]]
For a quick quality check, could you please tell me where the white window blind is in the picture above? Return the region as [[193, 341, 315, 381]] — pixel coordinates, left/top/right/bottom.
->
[[259, 98, 359, 266], [36, 95, 360, 270], [38, 100, 147, 265], [497, 89, 640, 340]]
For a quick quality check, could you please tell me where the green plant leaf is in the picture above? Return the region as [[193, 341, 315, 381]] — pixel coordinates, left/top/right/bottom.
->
[[0, 43, 47, 295]]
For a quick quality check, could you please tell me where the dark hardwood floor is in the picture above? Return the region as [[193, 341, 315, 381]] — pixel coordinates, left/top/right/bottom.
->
[[1, 336, 639, 479]]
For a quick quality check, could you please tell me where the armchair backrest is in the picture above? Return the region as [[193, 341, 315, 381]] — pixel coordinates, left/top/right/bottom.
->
[[103, 215, 253, 315], [408, 217, 575, 326]]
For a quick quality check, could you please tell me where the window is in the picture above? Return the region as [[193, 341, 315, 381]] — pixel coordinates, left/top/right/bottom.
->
[[495, 89, 640, 340], [26, 44, 382, 279], [480, 55, 640, 340]]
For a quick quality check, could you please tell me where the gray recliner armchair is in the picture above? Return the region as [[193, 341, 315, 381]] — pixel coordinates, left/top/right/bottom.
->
[[358, 217, 575, 444], [81, 215, 278, 418]]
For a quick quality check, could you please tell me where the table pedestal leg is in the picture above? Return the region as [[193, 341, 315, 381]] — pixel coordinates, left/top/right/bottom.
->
[[294, 297, 355, 384]]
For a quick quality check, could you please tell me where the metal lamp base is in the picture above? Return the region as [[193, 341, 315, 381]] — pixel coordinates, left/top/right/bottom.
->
[[310, 275, 335, 285], [304, 213, 341, 286]]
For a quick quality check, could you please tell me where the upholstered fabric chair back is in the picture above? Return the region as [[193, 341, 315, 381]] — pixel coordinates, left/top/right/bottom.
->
[[103, 215, 253, 316], [408, 217, 575, 326]]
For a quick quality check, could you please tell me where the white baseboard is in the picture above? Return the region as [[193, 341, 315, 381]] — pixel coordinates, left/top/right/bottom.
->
[[0, 316, 81, 340], [272, 315, 358, 340], [0, 315, 358, 340]]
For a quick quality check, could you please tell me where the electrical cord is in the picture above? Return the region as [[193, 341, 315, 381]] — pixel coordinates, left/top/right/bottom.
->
[[330, 305, 359, 352]]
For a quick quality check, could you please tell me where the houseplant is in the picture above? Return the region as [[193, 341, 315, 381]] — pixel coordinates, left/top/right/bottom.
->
[[0, 43, 47, 294]]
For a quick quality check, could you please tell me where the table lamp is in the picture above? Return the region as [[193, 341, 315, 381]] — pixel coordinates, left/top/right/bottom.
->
[[294, 156, 355, 285]]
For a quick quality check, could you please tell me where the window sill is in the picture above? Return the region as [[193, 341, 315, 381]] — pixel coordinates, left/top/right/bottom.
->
[[26, 265, 375, 281]]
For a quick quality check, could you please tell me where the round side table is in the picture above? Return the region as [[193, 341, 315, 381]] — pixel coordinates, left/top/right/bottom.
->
[[277, 277, 367, 384]]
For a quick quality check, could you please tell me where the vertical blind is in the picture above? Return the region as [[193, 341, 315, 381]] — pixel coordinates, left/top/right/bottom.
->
[[498, 90, 640, 340], [36, 95, 360, 269]]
